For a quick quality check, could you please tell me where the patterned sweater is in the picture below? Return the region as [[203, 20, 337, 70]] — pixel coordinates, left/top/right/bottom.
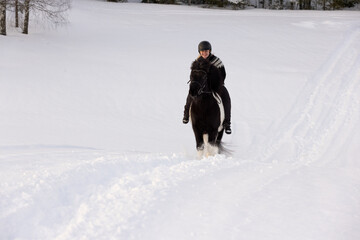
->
[[200, 54, 226, 82]]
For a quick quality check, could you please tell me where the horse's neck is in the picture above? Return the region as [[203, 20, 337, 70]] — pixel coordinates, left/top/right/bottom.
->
[[194, 92, 212, 102]]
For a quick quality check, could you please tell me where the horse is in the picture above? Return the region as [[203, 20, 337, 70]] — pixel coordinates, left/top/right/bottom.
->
[[188, 57, 225, 157]]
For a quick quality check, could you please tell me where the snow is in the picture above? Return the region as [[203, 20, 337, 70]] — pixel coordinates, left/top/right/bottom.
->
[[1, 1, 360, 239]]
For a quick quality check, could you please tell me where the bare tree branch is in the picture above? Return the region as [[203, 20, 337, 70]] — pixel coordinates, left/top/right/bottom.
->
[[22, 0, 71, 34]]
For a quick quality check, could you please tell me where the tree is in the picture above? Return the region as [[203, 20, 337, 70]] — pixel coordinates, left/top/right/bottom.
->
[[15, 0, 19, 28], [23, 0, 29, 34], [0, 0, 6, 35], [22, 0, 71, 34]]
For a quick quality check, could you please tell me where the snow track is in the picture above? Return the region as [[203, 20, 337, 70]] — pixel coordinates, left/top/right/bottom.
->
[[55, 153, 238, 239], [1, 148, 321, 240], [260, 27, 360, 166], [0, 149, 243, 239]]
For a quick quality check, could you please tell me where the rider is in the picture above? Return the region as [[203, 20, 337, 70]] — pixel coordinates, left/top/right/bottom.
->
[[183, 41, 232, 134]]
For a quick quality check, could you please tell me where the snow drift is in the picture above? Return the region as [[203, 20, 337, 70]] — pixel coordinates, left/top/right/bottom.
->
[[1, 1, 360, 239]]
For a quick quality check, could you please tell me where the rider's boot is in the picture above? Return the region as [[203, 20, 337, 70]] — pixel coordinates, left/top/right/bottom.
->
[[183, 96, 191, 124], [224, 121, 232, 134], [183, 111, 189, 124]]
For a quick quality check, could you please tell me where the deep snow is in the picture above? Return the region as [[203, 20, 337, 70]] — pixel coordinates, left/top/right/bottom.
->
[[1, 1, 360, 239]]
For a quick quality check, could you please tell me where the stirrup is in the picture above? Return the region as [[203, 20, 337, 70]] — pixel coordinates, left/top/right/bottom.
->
[[183, 117, 189, 124]]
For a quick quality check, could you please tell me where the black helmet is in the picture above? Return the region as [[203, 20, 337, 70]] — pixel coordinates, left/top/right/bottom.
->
[[198, 41, 212, 53]]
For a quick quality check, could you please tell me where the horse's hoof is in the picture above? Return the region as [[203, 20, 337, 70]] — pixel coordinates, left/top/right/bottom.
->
[[197, 146, 204, 151]]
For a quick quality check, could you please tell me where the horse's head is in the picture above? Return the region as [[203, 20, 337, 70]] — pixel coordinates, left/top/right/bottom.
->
[[189, 58, 211, 98], [189, 69, 208, 98]]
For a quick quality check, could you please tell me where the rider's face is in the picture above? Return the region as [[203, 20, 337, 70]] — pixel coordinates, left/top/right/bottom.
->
[[200, 50, 210, 59]]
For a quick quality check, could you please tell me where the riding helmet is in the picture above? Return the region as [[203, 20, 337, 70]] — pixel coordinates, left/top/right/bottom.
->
[[198, 41, 212, 53]]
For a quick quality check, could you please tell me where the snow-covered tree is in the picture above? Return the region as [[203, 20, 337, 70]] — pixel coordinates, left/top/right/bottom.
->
[[228, 0, 248, 8]]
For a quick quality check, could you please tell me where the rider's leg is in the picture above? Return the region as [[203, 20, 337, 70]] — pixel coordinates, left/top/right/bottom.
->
[[221, 86, 232, 134], [183, 94, 192, 124]]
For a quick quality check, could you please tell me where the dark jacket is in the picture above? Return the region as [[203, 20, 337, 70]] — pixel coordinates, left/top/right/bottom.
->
[[207, 54, 226, 82]]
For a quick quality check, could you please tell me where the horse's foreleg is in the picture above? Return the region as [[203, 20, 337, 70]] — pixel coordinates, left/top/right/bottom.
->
[[216, 129, 224, 146], [206, 131, 219, 156], [194, 130, 204, 151], [208, 131, 218, 146]]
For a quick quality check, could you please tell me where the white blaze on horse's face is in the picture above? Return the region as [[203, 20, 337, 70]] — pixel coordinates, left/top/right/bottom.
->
[[200, 50, 210, 59]]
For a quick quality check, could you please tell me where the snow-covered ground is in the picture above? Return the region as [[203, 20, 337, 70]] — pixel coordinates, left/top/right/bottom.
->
[[1, 1, 360, 239]]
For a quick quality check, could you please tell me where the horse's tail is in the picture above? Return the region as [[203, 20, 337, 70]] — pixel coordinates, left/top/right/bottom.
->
[[218, 141, 233, 157]]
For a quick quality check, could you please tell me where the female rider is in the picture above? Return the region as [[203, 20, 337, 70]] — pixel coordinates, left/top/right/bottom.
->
[[183, 41, 232, 134]]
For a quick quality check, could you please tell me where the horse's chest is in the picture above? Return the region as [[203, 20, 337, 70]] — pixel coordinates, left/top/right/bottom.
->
[[190, 93, 224, 132]]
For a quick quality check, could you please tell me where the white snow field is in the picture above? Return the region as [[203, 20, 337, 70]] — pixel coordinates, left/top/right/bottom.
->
[[1, 1, 360, 239]]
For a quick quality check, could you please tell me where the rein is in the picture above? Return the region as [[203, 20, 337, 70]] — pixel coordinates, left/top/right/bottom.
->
[[188, 69, 212, 96]]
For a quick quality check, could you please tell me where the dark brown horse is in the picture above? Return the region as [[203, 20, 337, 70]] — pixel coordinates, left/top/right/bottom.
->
[[188, 57, 225, 157]]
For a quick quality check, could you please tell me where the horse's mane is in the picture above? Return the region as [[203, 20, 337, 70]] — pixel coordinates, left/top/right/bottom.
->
[[191, 57, 222, 94], [191, 57, 211, 72]]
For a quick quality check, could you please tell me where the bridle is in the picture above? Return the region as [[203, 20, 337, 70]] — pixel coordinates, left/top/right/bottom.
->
[[188, 69, 212, 96]]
